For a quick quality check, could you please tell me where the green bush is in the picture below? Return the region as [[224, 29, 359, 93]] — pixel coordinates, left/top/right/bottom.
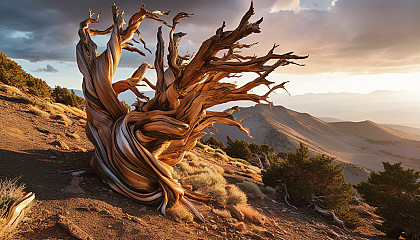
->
[[52, 86, 84, 109], [202, 136, 226, 150], [355, 162, 419, 239], [0, 51, 51, 98], [262, 143, 361, 228], [224, 136, 278, 167], [225, 136, 252, 160]]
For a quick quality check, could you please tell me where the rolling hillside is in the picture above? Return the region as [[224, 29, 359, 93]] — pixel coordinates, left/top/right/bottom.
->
[[207, 104, 420, 182]]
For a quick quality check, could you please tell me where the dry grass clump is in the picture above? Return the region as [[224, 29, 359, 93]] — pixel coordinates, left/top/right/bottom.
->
[[66, 132, 80, 140], [212, 208, 232, 219], [16, 95, 63, 115], [0, 178, 25, 226], [168, 203, 194, 222], [225, 184, 247, 205], [195, 141, 206, 149], [51, 114, 72, 126], [53, 103, 86, 118], [28, 106, 50, 118], [214, 152, 229, 161], [214, 149, 226, 155], [236, 204, 266, 225], [184, 171, 227, 190], [0, 84, 22, 95], [237, 181, 263, 199], [174, 152, 248, 207], [17, 95, 39, 106]]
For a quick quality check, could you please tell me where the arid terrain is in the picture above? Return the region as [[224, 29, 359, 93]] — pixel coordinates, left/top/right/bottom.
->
[[209, 104, 420, 182], [0, 89, 390, 239]]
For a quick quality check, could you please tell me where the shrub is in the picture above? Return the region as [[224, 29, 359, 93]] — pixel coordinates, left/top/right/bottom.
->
[[237, 181, 263, 199], [0, 51, 52, 98], [262, 143, 361, 228], [355, 162, 420, 239], [225, 136, 252, 160], [202, 136, 226, 150], [52, 86, 84, 109]]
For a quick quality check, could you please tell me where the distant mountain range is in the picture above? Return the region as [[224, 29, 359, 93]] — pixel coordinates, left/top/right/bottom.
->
[[73, 88, 420, 128], [208, 90, 420, 128], [206, 104, 420, 183]]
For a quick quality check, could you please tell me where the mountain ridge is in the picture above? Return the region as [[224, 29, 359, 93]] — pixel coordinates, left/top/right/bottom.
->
[[207, 104, 420, 182]]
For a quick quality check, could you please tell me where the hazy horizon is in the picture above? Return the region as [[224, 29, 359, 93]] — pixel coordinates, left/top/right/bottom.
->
[[1, 0, 420, 96]]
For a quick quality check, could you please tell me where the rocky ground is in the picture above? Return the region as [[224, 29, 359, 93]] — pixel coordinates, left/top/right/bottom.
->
[[0, 89, 390, 240]]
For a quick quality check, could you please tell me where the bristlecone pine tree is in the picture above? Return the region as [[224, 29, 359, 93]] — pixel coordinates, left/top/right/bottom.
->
[[262, 143, 361, 228], [356, 162, 420, 240], [76, 2, 306, 220]]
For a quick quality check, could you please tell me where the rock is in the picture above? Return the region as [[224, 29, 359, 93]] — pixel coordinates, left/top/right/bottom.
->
[[58, 215, 94, 240], [50, 139, 70, 150], [228, 205, 244, 221], [61, 177, 85, 194]]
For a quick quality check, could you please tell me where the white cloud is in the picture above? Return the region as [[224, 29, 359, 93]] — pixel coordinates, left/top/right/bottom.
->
[[270, 0, 303, 13]]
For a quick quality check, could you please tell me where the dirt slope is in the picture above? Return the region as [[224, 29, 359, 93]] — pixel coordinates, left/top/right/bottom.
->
[[0, 90, 388, 239]]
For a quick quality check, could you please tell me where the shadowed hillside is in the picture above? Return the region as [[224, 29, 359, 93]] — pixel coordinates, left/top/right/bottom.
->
[[208, 105, 420, 182]]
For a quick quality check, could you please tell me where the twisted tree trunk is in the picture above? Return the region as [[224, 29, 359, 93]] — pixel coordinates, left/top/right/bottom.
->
[[76, 2, 306, 219]]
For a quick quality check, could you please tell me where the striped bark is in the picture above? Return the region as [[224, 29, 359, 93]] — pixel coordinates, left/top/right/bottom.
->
[[76, 3, 306, 219]]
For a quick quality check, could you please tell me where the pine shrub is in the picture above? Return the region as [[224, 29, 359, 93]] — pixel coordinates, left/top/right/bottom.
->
[[262, 143, 361, 228], [355, 162, 420, 239]]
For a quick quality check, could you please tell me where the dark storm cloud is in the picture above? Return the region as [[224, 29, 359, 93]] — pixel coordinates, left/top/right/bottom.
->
[[1, 0, 420, 74], [0, 0, 248, 65], [35, 64, 58, 73]]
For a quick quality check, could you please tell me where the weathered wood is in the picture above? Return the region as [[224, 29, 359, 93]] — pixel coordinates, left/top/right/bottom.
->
[[76, 2, 306, 219]]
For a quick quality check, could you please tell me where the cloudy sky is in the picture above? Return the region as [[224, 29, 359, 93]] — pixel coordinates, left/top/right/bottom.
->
[[1, 0, 420, 95]]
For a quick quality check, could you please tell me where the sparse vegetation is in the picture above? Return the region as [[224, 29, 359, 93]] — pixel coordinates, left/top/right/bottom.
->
[[237, 181, 263, 199], [0, 83, 22, 95], [356, 162, 420, 239], [200, 136, 226, 150], [174, 153, 248, 207], [212, 208, 232, 219], [236, 204, 266, 225], [225, 184, 247, 206], [28, 106, 50, 118], [0, 51, 51, 98], [168, 203, 194, 222], [0, 178, 25, 226], [52, 86, 84, 109], [262, 143, 361, 228]]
